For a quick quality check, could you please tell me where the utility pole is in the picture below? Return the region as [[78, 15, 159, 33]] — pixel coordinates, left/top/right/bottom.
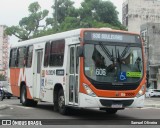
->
[[54, 0, 58, 30], [146, 27, 150, 88]]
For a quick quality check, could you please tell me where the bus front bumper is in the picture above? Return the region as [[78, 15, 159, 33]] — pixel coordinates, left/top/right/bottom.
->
[[79, 93, 144, 108]]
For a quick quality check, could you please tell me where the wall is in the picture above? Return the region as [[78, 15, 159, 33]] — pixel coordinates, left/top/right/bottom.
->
[[0, 25, 4, 70], [141, 23, 160, 89], [0, 25, 9, 77], [123, 0, 160, 33]]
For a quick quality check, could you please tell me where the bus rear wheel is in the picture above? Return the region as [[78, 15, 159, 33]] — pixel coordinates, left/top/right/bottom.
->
[[58, 89, 69, 115], [20, 85, 37, 107], [20, 85, 29, 106]]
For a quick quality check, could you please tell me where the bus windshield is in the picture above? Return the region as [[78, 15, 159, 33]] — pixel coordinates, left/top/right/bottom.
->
[[84, 43, 143, 83]]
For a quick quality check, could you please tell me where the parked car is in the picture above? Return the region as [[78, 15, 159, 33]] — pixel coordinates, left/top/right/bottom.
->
[[145, 89, 160, 97], [0, 85, 12, 100], [0, 85, 4, 101]]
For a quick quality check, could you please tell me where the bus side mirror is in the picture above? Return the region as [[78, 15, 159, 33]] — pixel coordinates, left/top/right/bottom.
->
[[77, 46, 84, 57]]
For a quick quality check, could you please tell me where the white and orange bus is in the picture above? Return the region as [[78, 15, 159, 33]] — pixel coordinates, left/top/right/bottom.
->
[[8, 28, 146, 114]]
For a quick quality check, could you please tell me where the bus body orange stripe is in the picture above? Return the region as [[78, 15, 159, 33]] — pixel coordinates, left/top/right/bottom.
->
[[10, 68, 32, 99]]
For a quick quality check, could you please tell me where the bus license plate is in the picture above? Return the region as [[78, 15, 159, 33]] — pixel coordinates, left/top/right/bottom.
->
[[111, 104, 123, 108]]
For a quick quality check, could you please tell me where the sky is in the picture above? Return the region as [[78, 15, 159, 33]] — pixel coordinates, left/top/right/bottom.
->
[[0, 0, 123, 42]]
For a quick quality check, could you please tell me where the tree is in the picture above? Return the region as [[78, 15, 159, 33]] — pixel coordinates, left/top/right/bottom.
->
[[45, 0, 79, 33], [58, 0, 126, 31], [52, 0, 78, 24], [5, 0, 126, 41], [59, 17, 80, 31], [78, 0, 125, 29], [5, 2, 49, 40]]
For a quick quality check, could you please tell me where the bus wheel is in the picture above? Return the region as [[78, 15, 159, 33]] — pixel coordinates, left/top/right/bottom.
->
[[29, 100, 38, 107], [105, 108, 118, 114], [20, 85, 29, 106], [7, 96, 11, 99], [58, 89, 69, 115]]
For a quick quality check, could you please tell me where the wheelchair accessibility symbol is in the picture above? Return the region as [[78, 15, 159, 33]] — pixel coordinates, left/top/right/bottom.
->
[[119, 72, 127, 81]]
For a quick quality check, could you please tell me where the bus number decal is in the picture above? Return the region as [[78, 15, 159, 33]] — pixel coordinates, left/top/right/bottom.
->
[[56, 69, 64, 76], [46, 70, 55, 75], [96, 68, 106, 76]]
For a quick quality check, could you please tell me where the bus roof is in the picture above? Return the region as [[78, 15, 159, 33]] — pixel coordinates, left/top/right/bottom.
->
[[10, 28, 140, 48], [10, 29, 81, 48]]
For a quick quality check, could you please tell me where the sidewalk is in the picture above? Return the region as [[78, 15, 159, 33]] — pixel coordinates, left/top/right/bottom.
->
[[144, 98, 160, 108]]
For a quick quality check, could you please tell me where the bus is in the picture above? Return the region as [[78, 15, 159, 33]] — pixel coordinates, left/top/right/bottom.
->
[[8, 28, 146, 115]]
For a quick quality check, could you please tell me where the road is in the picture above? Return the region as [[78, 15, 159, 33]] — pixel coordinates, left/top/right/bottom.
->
[[0, 97, 160, 127]]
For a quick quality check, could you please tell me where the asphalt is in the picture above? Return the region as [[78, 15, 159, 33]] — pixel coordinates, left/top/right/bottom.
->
[[0, 104, 8, 110], [0, 98, 160, 110]]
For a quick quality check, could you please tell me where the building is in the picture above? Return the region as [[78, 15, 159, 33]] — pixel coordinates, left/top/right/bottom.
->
[[141, 23, 160, 89], [122, 0, 160, 89], [0, 25, 9, 77], [122, 0, 160, 33]]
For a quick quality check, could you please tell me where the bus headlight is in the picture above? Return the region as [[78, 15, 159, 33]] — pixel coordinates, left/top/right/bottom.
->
[[83, 83, 96, 97], [136, 84, 145, 97]]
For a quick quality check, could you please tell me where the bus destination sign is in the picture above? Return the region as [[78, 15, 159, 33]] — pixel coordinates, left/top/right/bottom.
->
[[84, 31, 141, 43]]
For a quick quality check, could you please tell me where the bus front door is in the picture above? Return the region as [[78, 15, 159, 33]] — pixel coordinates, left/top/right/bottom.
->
[[68, 45, 79, 106], [33, 49, 43, 99]]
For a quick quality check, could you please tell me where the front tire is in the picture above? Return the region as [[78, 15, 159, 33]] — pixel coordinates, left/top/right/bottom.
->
[[58, 89, 69, 115]]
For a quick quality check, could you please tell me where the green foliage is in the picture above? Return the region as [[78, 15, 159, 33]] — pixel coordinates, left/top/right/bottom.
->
[[79, 0, 125, 29], [5, 2, 49, 40], [0, 74, 6, 81], [52, 0, 76, 24], [59, 17, 80, 31], [5, 0, 126, 41], [28, 1, 41, 13]]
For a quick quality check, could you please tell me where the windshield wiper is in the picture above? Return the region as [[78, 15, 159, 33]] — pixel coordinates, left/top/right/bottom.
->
[[117, 45, 130, 63], [99, 42, 114, 61]]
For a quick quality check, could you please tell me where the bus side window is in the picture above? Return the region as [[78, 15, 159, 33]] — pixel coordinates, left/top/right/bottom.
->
[[26, 45, 33, 68], [17, 47, 26, 68], [9, 48, 17, 67], [70, 47, 74, 74], [50, 40, 65, 67], [44, 42, 50, 67]]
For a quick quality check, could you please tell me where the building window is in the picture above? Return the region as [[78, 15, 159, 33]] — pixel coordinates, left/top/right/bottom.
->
[[17, 47, 26, 67], [49, 39, 65, 66], [44, 42, 50, 67], [9, 48, 17, 67], [126, 16, 128, 26], [126, 4, 128, 14], [26, 45, 33, 68]]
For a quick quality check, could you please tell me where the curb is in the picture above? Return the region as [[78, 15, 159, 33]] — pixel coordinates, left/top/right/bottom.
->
[[144, 104, 160, 108], [0, 104, 8, 110]]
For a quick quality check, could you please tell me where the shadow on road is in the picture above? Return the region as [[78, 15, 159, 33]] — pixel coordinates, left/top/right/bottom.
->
[[34, 103, 136, 120], [5, 99, 137, 120]]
